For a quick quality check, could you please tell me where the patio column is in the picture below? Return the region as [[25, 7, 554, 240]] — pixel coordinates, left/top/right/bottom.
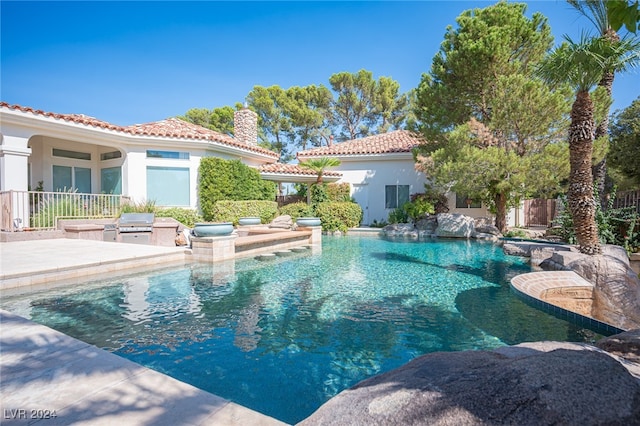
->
[[0, 135, 31, 191]]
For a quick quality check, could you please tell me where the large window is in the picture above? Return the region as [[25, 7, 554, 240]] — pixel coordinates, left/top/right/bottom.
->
[[53, 165, 91, 193], [101, 167, 122, 195], [455, 193, 481, 208], [146, 166, 190, 206], [385, 185, 410, 209]]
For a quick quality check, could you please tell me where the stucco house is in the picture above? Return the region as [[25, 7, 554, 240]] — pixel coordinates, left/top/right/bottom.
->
[[1, 102, 515, 231], [297, 130, 496, 225], [0, 102, 281, 205]]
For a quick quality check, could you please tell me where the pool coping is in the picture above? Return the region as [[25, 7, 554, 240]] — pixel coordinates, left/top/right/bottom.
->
[[510, 271, 625, 336], [0, 239, 288, 425], [0, 309, 287, 426]]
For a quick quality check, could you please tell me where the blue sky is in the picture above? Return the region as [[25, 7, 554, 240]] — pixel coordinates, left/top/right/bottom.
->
[[1, 1, 638, 126]]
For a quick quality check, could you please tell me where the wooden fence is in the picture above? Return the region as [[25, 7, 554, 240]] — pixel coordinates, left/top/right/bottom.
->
[[613, 189, 640, 213], [524, 198, 558, 227], [523, 189, 639, 228]]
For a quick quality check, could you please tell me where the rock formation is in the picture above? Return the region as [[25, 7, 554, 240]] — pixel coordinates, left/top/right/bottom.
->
[[301, 340, 640, 425]]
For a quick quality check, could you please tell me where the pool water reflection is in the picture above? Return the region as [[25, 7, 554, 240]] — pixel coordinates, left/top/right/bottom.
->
[[0, 237, 603, 424]]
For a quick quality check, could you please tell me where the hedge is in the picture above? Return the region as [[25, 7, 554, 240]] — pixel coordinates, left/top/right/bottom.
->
[[278, 202, 314, 220], [315, 202, 363, 232], [199, 157, 276, 221], [156, 208, 203, 228], [211, 200, 278, 225], [326, 183, 351, 202]]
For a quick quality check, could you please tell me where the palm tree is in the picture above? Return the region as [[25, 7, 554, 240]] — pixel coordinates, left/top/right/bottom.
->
[[567, 0, 620, 206], [299, 157, 341, 185], [537, 35, 639, 255]]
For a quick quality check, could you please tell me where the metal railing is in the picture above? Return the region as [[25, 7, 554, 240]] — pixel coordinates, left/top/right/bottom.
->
[[1, 190, 124, 232]]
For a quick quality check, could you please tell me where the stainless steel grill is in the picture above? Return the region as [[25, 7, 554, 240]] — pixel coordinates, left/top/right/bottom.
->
[[118, 213, 155, 233]]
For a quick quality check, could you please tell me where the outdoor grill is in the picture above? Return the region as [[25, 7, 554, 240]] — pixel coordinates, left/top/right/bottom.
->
[[118, 213, 155, 233], [107, 212, 155, 244]]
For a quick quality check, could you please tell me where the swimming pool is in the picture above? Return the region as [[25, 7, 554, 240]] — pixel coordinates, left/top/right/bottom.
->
[[0, 236, 603, 424]]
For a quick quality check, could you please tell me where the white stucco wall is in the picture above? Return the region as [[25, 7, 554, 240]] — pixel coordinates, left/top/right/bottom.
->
[[333, 155, 428, 225]]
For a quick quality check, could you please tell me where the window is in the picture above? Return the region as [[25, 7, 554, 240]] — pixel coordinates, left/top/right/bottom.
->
[[101, 167, 122, 194], [146, 166, 190, 206], [385, 185, 410, 209], [100, 151, 122, 161], [455, 193, 481, 208], [52, 148, 91, 160], [146, 150, 189, 159], [53, 165, 91, 193]]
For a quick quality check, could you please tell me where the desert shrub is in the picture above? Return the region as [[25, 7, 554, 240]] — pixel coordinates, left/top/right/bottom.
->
[[279, 202, 314, 220], [30, 193, 83, 228], [156, 207, 203, 228], [211, 200, 278, 225], [199, 158, 276, 220], [315, 202, 363, 232], [120, 199, 157, 213]]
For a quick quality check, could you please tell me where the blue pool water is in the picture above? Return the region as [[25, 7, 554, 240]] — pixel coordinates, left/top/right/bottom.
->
[[1, 236, 603, 424]]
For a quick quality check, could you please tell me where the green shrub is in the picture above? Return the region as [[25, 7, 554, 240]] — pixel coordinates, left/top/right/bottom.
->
[[556, 188, 640, 253], [199, 158, 277, 221], [279, 202, 314, 220], [388, 206, 409, 224], [315, 202, 363, 232], [156, 208, 203, 228], [504, 229, 527, 238], [211, 200, 278, 225], [120, 199, 157, 213], [404, 195, 435, 221], [310, 184, 330, 209], [326, 183, 351, 202]]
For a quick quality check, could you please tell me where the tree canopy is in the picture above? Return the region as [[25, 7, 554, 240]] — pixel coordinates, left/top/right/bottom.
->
[[180, 70, 411, 161], [609, 96, 640, 185], [414, 1, 572, 232]]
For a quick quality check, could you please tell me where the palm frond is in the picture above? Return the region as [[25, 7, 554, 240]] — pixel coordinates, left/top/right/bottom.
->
[[567, 0, 610, 35]]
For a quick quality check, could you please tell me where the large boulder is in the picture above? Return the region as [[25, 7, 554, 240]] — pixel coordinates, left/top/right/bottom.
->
[[435, 213, 475, 238], [546, 245, 640, 330], [300, 341, 640, 426], [597, 328, 640, 363]]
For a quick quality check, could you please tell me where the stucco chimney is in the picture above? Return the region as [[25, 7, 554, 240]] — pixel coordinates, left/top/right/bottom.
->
[[329, 135, 334, 147], [234, 107, 258, 146]]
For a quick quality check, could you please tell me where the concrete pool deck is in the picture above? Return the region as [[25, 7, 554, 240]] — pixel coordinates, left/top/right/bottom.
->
[[0, 239, 287, 425]]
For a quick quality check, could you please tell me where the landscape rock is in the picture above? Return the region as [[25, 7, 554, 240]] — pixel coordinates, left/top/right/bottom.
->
[[300, 341, 640, 426], [435, 213, 475, 238], [415, 216, 438, 234], [551, 246, 640, 330], [268, 215, 293, 229], [597, 328, 640, 363], [473, 217, 501, 236], [381, 223, 415, 237]]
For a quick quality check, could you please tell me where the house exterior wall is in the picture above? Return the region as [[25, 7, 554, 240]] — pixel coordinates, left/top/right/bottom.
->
[[1, 108, 278, 212], [333, 155, 428, 225], [329, 155, 498, 226]]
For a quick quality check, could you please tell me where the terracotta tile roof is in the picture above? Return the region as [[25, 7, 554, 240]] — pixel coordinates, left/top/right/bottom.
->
[[297, 130, 424, 158], [0, 102, 278, 158], [258, 162, 342, 177]]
